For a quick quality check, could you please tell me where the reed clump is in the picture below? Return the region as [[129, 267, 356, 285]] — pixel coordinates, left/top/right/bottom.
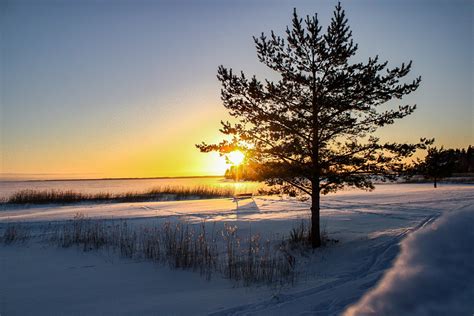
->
[[47, 215, 296, 285], [288, 220, 338, 249], [5, 186, 235, 205], [1, 224, 30, 244]]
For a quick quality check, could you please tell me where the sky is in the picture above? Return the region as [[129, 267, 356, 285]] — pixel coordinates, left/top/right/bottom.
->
[[1, 0, 472, 179]]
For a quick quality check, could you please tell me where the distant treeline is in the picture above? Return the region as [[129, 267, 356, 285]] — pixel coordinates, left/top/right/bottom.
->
[[438, 146, 474, 173], [225, 146, 474, 182], [225, 163, 260, 181]]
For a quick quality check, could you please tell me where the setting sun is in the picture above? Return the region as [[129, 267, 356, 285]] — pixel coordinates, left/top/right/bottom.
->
[[227, 150, 245, 166]]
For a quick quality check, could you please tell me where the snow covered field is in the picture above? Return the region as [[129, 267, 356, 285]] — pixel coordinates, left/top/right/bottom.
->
[[1, 183, 473, 315]]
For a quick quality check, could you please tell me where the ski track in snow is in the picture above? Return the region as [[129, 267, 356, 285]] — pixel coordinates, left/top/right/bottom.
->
[[209, 200, 472, 316], [208, 215, 440, 316]]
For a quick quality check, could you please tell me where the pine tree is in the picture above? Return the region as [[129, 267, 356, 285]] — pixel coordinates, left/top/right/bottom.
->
[[197, 3, 431, 248], [418, 147, 455, 188]]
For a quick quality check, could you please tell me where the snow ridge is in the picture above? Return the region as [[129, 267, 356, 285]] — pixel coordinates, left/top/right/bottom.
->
[[344, 205, 474, 316]]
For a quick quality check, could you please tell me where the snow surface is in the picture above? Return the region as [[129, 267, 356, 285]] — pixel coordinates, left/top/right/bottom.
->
[[344, 205, 474, 316], [1, 183, 473, 315]]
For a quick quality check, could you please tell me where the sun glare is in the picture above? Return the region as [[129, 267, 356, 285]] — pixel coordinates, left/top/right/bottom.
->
[[228, 150, 245, 166]]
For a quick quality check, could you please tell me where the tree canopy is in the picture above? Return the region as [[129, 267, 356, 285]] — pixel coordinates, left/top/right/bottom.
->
[[197, 3, 431, 247]]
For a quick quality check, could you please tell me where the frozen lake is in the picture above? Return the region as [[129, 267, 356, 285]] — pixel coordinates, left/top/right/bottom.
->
[[0, 177, 263, 199]]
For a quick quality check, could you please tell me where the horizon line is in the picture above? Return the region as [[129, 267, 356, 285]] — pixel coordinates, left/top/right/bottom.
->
[[0, 174, 225, 182]]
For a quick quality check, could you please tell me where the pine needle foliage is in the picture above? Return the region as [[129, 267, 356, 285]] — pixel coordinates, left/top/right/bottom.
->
[[197, 3, 432, 247]]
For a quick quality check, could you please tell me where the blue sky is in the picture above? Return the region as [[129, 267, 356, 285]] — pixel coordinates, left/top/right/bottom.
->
[[1, 0, 472, 178]]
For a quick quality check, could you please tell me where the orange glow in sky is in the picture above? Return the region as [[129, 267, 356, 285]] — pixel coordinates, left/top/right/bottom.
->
[[1, 1, 472, 180]]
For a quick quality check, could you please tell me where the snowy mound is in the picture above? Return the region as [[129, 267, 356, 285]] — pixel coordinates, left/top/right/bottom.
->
[[344, 206, 474, 316]]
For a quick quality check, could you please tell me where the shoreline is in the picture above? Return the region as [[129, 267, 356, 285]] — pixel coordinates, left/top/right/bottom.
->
[[0, 175, 224, 183]]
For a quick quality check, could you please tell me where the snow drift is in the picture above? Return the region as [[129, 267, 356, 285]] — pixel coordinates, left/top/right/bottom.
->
[[344, 206, 474, 316]]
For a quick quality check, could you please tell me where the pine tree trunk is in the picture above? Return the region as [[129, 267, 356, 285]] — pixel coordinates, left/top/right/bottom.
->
[[310, 61, 321, 248], [434, 177, 437, 188], [311, 183, 321, 248]]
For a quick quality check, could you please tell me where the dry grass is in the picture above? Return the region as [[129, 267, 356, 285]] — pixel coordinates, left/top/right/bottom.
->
[[45, 214, 296, 285], [4, 186, 235, 205], [1, 224, 30, 244], [287, 220, 338, 249]]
